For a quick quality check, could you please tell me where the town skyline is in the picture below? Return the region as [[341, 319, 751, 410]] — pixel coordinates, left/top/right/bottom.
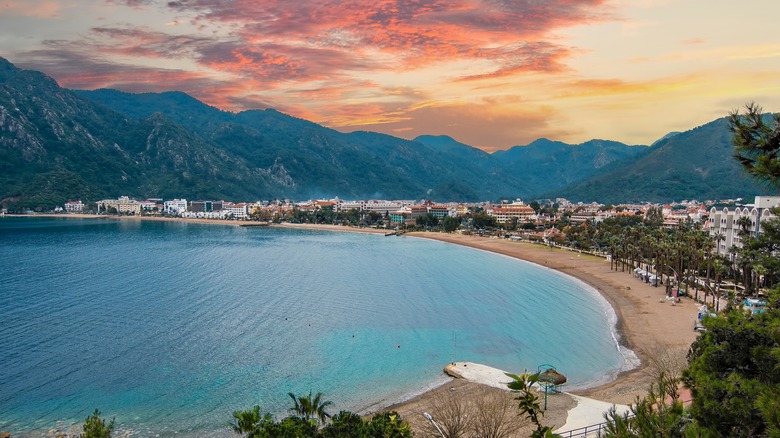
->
[[2, 0, 779, 151]]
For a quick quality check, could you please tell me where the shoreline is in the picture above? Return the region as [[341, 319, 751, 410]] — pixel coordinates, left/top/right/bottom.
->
[[4, 214, 391, 234]]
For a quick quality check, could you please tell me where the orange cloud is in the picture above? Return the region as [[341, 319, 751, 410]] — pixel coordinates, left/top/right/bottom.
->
[[328, 101, 580, 151]]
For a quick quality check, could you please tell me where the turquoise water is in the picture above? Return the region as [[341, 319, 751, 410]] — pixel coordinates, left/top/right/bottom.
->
[[0, 217, 633, 437]]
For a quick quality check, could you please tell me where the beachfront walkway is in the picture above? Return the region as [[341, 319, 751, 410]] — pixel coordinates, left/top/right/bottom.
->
[[445, 362, 631, 435], [554, 394, 630, 436]]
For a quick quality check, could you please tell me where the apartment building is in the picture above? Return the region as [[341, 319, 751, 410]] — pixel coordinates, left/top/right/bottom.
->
[[708, 196, 780, 257], [487, 201, 537, 224]]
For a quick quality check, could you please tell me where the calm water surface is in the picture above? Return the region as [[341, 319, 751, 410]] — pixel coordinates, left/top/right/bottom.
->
[[0, 217, 634, 436]]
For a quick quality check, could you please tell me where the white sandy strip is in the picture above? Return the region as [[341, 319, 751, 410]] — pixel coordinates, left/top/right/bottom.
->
[[554, 394, 630, 435], [444, 362, 630, 435]]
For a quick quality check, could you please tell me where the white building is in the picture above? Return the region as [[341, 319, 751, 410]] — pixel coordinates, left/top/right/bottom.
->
[[335, 199, 407, 215], [164, 199, 188, 216], [97, 196, 141, 214], [708, 196, 780, 257], [223, 202, 251, 219], [487, 201, 537, 224], [64, 200, 84, 213]]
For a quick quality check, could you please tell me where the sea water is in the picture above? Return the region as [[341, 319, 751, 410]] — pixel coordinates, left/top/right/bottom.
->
[[0, 217, 634, 437]]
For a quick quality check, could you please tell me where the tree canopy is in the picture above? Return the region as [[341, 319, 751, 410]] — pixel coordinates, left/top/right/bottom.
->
[[729, 102, 780, 191]]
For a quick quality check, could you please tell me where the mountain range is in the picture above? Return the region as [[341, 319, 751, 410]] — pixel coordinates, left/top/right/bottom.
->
[[0, 56, 764, 210]]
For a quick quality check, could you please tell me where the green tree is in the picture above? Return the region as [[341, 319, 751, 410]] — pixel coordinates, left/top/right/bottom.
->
[[601, 373, 691, 438], [231, 405, 273, 438], [364, 411, 412, 438], [79, 409, 114, 438], [683, 309, 780, 436], [442, 216, 460, 233], [676, 104, 780, 436], [472, 211, 496, 229], [320, 411, 366, 437], [729, 102, 780, 189], [288, 391, 334, 426], [269, 416, 317, 437]]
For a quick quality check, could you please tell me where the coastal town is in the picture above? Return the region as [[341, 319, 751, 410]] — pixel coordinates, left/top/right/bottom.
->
[[34, 194, 779, 263]]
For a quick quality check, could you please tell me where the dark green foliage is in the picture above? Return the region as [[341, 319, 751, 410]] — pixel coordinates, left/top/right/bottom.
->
[[6, 171, 98, 211], [231, 405, 270, 437], [362, 412, 413, 438], [683, 307, 780, 437], [601, 374, 691, 438], [230, 406, 317, 438], [288, 391, 333, 426], [442, 216, 460, 232], [319, 411, 412, 438], [472, 211, 496, 229], [729, 103, 780, 190], [229, 405, 411, 438], [321, 411, 411, 438], [80, 409, 114, 438], [319, 411, 365, 437], [268, 416, 318, 438]]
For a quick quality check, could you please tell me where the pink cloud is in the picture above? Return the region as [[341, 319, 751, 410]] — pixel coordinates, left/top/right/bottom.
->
[[164, 0, 611, 71], [8, 0, 619, 149]]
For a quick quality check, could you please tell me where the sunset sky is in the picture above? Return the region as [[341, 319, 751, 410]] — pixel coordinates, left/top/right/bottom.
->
[[1, 0, 778, 151]]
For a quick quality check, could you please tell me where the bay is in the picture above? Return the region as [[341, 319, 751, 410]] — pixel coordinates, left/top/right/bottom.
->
[[0, 217, 632, 436]]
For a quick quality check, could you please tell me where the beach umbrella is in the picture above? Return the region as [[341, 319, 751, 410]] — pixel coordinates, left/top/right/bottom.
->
[[539, 368, 567, 385]]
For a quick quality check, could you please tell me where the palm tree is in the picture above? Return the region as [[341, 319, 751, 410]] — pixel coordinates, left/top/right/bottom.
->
[[230, 406, 262, 437], [288, 391, 333, 426]]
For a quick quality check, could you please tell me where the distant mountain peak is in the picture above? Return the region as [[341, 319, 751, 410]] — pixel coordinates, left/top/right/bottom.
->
[[414, 134, 456, 142], [651, 131, 682, 147]]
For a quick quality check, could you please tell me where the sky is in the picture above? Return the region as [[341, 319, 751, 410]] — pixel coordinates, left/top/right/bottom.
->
[[1, 0, 779, 152]]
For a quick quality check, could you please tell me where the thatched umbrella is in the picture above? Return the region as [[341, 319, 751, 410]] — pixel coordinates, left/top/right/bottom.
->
[[539, 368, 567, 386]]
